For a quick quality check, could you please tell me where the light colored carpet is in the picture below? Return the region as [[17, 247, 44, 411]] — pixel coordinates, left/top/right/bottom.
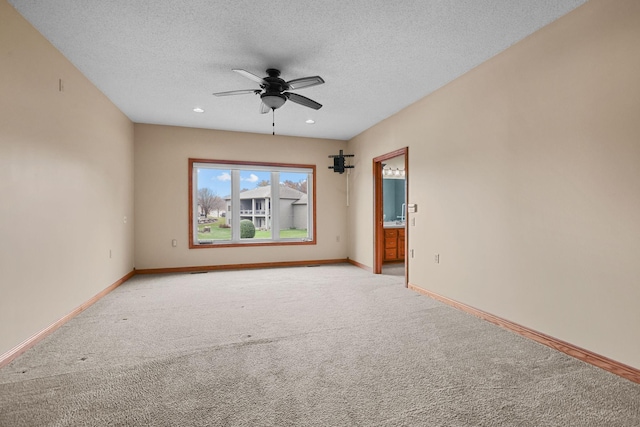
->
[[1, 264, 639, 426], [381, 263, 405, 277]]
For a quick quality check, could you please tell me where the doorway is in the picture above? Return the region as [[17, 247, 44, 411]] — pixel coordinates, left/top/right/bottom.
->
[[373, 148, 408, 284]]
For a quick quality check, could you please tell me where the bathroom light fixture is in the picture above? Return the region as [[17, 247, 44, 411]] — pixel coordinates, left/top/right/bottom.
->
[[382, 167, 405, 177]]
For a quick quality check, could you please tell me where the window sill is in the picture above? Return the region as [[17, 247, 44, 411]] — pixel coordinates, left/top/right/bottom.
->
[[189, 240, 316, 249]]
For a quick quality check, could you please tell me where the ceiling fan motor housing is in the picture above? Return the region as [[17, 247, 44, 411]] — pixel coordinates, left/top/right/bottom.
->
[[260, 69, 288, 109], [263, 68, 289, 92]]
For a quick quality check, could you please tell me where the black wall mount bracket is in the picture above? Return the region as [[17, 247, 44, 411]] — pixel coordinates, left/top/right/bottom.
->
[[328, 150, 354, 174]]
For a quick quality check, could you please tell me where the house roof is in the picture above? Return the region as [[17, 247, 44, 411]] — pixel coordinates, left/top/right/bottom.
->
[[226, 185, 306, 201], [292, 194, 308, 205], [8, 0, 587, 140]]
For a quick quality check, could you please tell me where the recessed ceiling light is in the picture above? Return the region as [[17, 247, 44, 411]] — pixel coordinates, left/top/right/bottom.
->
[[193, 107, 205, 113], [305, 119, 315, 124]]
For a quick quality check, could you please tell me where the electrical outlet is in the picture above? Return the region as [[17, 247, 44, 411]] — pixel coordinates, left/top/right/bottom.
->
[[411, 217, 416, 226], [172, 239, 177, 247], [435, 254, 440, 263], [410, 249, 414, 258]]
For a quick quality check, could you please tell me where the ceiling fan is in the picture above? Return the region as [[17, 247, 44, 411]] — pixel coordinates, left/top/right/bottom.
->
[[213, 68, 325, 113]]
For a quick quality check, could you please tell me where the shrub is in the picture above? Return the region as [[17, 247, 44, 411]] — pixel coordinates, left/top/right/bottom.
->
[[240, 220, 256, 238]]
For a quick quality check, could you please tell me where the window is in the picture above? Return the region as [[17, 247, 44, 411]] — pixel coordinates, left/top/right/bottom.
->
[[189, 159, 315, 248]]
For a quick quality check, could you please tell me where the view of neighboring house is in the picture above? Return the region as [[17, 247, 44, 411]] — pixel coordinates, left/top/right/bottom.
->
[[196, 205, 224, 221], [225, 185, 307, 230]]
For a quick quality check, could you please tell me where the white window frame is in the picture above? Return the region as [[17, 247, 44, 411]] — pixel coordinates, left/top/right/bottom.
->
[[189, 159, 315, 248]]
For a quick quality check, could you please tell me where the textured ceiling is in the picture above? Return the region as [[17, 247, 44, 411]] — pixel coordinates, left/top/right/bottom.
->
[[9, 0, 586, 140]]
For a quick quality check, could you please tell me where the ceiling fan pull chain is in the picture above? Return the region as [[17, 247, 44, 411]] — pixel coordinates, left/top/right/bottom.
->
[[272, 109, 275, 135]]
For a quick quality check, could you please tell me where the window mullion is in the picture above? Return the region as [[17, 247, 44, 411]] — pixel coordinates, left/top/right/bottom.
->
[[271, 171, 279, 241], [306, 172, 313, 239], [231, 169, 240, 242], [193, 167, 199, 245]]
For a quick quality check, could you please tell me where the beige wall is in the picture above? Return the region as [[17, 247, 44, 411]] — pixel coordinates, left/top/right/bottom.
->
[[134, 124, 348, 270], [0, 1, 135, 356], [348, 0, 640, 369]]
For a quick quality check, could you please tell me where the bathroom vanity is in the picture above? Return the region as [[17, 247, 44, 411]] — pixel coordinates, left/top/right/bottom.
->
[[383, 223, 405, 262]]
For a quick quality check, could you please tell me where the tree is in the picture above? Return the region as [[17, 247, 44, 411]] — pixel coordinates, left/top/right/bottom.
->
[[211, 194, 225, 216], [283, 179, 307, 193], [198, 188, 225, 217], [256, 180, 270, 187]]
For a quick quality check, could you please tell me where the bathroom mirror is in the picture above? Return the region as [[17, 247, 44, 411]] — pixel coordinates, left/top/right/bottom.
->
[[382, 155, 406, 226]]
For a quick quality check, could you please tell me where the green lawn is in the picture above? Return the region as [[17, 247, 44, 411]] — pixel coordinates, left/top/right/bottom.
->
[[197, 222, 307, 241], [278, 229, 309, 239]]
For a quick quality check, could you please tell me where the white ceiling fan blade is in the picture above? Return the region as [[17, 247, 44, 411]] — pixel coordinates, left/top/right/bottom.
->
[[285, 92, 322, 110], [287, 76, 325, 90], [233, 69, 266, 85], [212, 89, 257, 96]]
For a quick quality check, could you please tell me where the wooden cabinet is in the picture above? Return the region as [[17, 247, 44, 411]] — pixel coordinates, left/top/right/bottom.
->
[[383, 228, 405, 262]]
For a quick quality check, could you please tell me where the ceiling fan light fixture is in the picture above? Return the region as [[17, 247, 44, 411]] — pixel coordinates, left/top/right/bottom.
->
[[261, 93, 286, 110], [305, 119, 315, 124]]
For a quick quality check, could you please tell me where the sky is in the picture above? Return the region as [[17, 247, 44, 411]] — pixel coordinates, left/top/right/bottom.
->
[[197, 168, 307, 197]]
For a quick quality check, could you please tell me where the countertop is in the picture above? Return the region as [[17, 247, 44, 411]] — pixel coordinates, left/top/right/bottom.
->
[[383, 222, 405, 229]]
